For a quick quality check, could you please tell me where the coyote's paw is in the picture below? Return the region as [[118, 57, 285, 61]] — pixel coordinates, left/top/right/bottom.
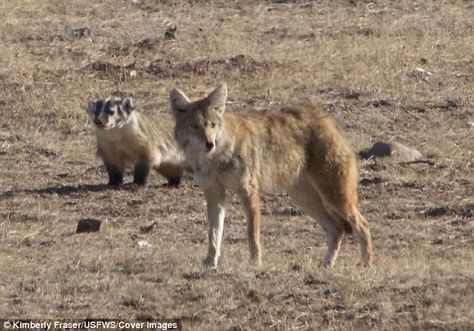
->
[[203, 256, 218, 269], [318, 260, 334, 268], [356, 260, 373, 268], [250, 256, 262, 267]]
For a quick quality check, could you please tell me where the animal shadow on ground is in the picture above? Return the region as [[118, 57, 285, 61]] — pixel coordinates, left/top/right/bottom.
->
[[1, 183, 166, 198]]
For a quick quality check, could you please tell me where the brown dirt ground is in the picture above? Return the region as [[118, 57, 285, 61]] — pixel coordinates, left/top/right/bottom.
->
[[0, 0, 473, 330]]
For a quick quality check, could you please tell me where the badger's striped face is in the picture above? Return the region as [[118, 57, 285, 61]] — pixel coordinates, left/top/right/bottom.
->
[[87, 98, 134, 129]]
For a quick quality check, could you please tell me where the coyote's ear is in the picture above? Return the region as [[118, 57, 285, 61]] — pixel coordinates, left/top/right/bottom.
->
[[87, 99, 96, 113], [170, 88, 190, 114], [207, 83, 227, 113], [121, 97, 134, 113]]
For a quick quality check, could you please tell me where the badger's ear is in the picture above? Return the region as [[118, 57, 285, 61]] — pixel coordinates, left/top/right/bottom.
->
[[121, 97, 134, 113], [170, 88, 190, 115], [87, 99, 96, 113], [207, 83, 227, 114]]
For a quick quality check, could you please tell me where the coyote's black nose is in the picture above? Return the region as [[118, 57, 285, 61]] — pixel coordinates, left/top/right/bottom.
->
[[205, 142, 214, 151], [94, 119, 102, 125]]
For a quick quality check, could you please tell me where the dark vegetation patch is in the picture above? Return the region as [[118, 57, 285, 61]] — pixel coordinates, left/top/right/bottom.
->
[[421, 204, 474, 219], [84, 54, 276, 80]]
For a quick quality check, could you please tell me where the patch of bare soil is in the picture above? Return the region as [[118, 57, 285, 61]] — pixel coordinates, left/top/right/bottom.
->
[[85, 54, 275, 81]]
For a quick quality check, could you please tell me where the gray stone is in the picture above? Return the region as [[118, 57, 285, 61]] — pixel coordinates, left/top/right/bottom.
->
[[359, 142, 423, 162]]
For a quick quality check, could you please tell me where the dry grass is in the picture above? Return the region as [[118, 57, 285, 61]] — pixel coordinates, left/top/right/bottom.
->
[[0, 0, 473, 329]]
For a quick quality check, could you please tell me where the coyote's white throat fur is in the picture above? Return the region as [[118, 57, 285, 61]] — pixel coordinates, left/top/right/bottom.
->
[[170, 84, 373, 268], [87, 97, 187, 186]]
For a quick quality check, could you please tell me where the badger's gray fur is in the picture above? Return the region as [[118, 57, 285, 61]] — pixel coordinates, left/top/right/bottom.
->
[[87, 97, 187, 186]]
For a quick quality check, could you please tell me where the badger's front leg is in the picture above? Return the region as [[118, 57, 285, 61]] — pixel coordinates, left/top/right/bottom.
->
[[105, 162, 123, 186], [133, 159, 151, 185]]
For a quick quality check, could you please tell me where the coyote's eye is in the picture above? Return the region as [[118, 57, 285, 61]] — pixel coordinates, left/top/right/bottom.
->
[[210, 122, 216, 128], [106, 109, 114, 115]]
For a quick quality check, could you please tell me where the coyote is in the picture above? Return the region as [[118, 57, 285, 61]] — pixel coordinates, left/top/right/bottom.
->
[[170, 84, 373, 268], [87, 97, 187, 186]]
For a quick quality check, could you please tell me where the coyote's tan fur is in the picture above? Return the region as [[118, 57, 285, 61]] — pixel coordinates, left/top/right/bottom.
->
[[170, 83, 373, 268]]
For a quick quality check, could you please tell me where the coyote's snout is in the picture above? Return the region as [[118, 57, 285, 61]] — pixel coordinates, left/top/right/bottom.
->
[[170, 83, 373, 268]]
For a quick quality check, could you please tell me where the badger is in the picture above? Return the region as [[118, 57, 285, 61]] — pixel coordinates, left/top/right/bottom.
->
[[86, 97, 187, 186]]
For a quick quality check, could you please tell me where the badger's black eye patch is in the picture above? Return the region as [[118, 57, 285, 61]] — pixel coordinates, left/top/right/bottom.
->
[[95, 100, 104, 116], [102, 100, 114, 115], [117, 107, 124, 117]]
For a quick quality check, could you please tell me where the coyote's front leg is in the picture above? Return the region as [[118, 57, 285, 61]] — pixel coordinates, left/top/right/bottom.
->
[[240, 177, 262, 265], [203, 183, 226, 268]]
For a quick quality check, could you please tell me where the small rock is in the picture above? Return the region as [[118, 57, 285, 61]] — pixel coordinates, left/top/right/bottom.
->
[[304, 274, 328, 286], [371, 99, 392, 107], [359, 141, 423, 162], [136, 240, 152, 249], [324, 303, 345, 311], [70, 27, 90, 39], [182, 271, 202, 280], [291, 264, 302, 271], [391, 142, 423, 162], [407, 67, 432, 80], [466, 121, 474, 129], [247, 289, 260, 302], [359, 142, 392, 159], [139, 221, 158, 233], [164, 26, 177, 40], [275, 206, 303, 216], [421, 206, 449, 218], [135, 59, 151, 70], [339, 88, 361, 100], [359, 176, 387, 186], [76, 218, 102, 233]]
